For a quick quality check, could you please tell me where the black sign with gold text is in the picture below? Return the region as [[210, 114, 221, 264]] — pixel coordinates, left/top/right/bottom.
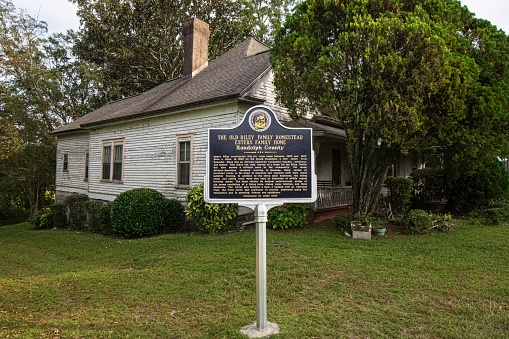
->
[[206, 106, 314, 202]]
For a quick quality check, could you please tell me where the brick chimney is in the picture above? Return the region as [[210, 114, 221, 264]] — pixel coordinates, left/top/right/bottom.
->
[[183, 18, 210, 78]]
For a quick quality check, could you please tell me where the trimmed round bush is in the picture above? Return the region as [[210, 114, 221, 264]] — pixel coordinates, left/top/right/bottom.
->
[[111, 188, 171, 238]]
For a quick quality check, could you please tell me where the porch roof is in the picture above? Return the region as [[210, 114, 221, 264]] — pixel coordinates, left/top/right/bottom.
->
[[283, 119, 347, 141]]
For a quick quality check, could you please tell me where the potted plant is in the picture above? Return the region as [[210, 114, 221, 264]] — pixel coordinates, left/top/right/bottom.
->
[[372, 218, 388, 236], [352, 212, 371, 227], [350, 213, 372, 239]]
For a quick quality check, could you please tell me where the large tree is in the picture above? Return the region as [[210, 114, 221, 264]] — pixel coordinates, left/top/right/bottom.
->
[[71, 0, 298, 102], [0, 0, 94, 213], [271, 0, 509, 214], [44, 32, 104, 124]]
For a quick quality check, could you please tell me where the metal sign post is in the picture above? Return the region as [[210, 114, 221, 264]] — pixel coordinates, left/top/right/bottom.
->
[[205, 105, 317, 338], [255, 203, 268, 331]]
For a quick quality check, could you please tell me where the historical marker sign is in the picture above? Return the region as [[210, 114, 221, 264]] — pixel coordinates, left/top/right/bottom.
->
[[205, 105, 316, 335], [205, 105, 316, 205]]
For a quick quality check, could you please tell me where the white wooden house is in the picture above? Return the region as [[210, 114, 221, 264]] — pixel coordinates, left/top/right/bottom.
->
[[52, 18, 422, 212]]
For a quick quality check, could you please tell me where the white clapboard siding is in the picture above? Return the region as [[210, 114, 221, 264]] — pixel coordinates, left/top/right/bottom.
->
[[246, 70, 292, 122], [55, 132, 90, 198], [55, 71, 295, 203], [87, 103, 240, 202]]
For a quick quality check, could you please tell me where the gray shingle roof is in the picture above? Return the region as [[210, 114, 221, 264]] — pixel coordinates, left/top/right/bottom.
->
[[52, 38, 270, 135]]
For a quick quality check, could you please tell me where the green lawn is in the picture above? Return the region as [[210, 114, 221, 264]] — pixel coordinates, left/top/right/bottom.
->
[[1, 221, 508, 338]]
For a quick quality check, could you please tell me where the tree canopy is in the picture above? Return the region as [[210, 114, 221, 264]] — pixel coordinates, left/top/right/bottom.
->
[[271, 0, 509, 213], [72, 0, 298, 102], [0, 0, 97, 215]]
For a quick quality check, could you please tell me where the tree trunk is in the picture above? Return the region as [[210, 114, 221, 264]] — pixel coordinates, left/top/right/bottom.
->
[[347, 133, 398, 215]]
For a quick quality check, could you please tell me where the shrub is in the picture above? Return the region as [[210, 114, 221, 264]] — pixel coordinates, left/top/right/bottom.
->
[[29, 208, 53, 229], [64, 194, 89, 230], [29, 203, 67, 230], [334, 213, 352, 231], [405, 209, 433, 235], [268, 204, 309, 229], [385, 177, 413, 215], [165, 199, 185, 231], [185, 184, 238, 233], [410, 168, 447, 205], [85, 200, 104, 232], [111, 188, 171, 238], [405, 209, 456, 234], [448, 158, 509, 211], [432, 213, 456, 232], [0, 206, 29, 226], [352, 212, 372, 224], [470, 203, 509, 225], [50, 203, 67, 228], [482, 208, 507, 225], [100, 201, 114, 234]]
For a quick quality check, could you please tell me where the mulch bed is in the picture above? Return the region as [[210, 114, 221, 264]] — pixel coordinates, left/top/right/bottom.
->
[[311, 218, 406, 237]]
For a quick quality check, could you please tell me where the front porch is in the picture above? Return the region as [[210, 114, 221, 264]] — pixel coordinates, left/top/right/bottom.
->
[[285, 117, 355, 219], [314, 186, 353, 211], [311, 186, 353, 222]]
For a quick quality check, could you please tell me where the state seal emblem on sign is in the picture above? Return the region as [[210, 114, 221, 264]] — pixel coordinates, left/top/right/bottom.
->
[[248, 109, 271, 132]]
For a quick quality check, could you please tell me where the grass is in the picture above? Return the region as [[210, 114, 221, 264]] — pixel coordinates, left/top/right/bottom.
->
[[0, 221, 508, 338]]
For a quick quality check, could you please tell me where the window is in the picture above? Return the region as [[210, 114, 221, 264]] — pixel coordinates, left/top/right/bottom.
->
[[63, 153, 69, 171], [102, 140, 124, 182], [84, 151, 89, 181], [177, 136, 192, 186]]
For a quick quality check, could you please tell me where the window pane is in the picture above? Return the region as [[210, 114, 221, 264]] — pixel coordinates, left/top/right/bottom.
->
[[102, 146, 111, 180], [102, 163, 110, 180], [185, 142, 190, 161], [103, 146, 111, 163], [112, 145, 123, 180], [85, 152, 89, 180], [179, 163, 190, 185], [114, 145, 123, 162], [179, 141, 190, 162], [113, 163, 122, 181], [63, 154, 69, 171]]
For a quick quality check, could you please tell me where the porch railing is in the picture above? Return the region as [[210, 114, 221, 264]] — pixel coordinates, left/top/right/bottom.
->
[[314, 186, 353, 211]]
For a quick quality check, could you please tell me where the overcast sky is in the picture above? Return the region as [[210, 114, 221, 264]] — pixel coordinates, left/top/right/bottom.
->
[[10, 0, 509, 35]]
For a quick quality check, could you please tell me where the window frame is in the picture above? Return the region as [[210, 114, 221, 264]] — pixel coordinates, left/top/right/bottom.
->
[[101, 139, 124, 183], [63, 153, 69, 172], [176, 134, 193, 187]]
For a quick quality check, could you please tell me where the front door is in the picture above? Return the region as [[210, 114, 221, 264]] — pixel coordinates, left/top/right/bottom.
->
[[332, 148, 341, 186]]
